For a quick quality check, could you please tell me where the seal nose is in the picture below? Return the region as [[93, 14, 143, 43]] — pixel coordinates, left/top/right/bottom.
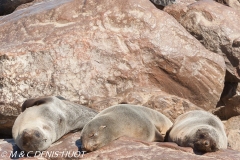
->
[[81, 144, 91, 152], [81, 142, 94, 152], [81, 146, 87, 152], [22, 130, 31, 146], [204, 141, 209, 147], [21, 129, 43, 146], [83, 143, 91, 151], [80, 139, 87, 151]]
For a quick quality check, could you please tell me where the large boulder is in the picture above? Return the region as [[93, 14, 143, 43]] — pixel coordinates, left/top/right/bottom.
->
[[142, 91, 202, 121], [225, 116, 240, 152], [83, 136, 240, 160], [215, 0, 240, 11], [91, 89, 202, 121], [212, 83, 240, 120], [212, 94, 240, 120], [0, 0, 225, 136], [164, 0, 240, 82]]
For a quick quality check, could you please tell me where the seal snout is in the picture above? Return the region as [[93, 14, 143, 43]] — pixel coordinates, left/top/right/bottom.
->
[[204, 140, 209, 147], [194, 139, 212, 152], [22, 129, 43, 140], [82, 141, 97, 152], [194, 130, 217, 152], [21, 129, 44, 151]]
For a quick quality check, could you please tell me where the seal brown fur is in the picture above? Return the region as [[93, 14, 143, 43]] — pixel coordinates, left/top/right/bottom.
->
[[12, 96, 97, 152], [167, 110, 227, 153], [80, 104, 173, 151]]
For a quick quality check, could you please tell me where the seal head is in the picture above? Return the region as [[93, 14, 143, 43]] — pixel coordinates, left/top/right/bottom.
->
[[167, 110, 227, 153], [13, 96, 97, 152], [17, 128, 51, 152], [81, 117, 114, 152], [190, 128, 218, 152]]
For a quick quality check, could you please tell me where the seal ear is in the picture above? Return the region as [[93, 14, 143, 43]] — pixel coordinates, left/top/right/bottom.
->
[[99, 126, 106, 130], [22, 97, 53, 112], [55, 96, 67, 100]]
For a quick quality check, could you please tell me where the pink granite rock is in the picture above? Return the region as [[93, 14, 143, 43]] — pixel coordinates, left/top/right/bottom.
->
[[165, 0, 240, 82], [91, 89, 202, 121], [1, 133, 240, 160], [215, 0, 240, 11], [224, 116, 240, 152], [0, 0, 225, 136], [212, 94, 240, 120], [211, 83, 240, 120]]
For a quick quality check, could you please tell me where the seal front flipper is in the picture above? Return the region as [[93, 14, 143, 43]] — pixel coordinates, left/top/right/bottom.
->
[[154, 129, 164, 142]]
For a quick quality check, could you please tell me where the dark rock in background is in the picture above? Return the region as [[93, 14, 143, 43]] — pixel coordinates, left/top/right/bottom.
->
[[0, 0, 34, 16]]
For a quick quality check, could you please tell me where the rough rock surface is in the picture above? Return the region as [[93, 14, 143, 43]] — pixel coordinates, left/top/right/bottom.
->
[[164, 0, 240, 82], [0, 0, 225, 136], [142, 91, 202, 121], [212, 94, 240, 120], [211, 83, 240, 120], [91, 89, 202, 121], [215, 0, 240, 11], [175, 0, 197, 5], [1, 132, 240, 160], [226, 0, 240, 11], [224, 116, 240, 152]]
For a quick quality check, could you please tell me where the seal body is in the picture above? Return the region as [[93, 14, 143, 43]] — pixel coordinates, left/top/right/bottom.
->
[[12, 96, 97, 152], [81, 104, 173, 151], [167, 110, 227, 152]]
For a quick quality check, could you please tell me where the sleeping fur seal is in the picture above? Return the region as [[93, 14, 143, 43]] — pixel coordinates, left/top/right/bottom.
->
[[80, 104, 173, 151], [12, 96, 97, 152], [167, 110, 227, 153]]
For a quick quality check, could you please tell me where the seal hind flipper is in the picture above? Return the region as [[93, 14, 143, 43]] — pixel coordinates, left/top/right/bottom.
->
[[155, 129, 164, 142]]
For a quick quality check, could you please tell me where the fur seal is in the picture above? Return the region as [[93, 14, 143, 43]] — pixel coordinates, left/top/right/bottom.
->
[[167, 110, 227, 153], [80, 104, 173, 151], [12, 96, 97, 152]]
